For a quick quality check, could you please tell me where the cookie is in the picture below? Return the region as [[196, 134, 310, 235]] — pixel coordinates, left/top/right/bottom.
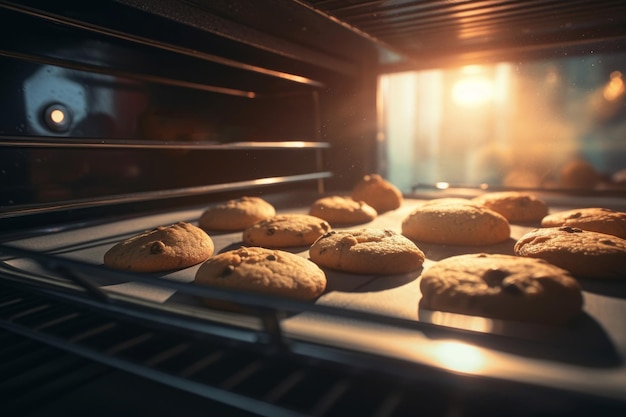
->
[[351, 173, 403, 213], [401, 203, 510, 245], [471, 191, 549, 223], [541, 207, 626, 239], [194, 246, 326, 301], [419, 253, 583, 324], [420, 197, 477, 207], [309, 228, 425, 274], [514, 227, 626, 279], [199, 196, 276, 231], [104, 222, 214, 272], [559, 159, 601, 189], [243, 213, 331, 248], [309, 196, 377, 225]]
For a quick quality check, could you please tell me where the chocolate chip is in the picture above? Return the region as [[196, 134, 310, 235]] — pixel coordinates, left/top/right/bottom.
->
[[559, 226, 583, 233], [150, 241, 165, 254], [482, 268, 508, 286], [321, 231, 336, 239], [502, 280, 525, 295], [321, 222, 331, 232], [220, 265, 235, 278], [266, 254, 277, 261], [266, 228, 275, 236], [600, 239, 616, 246], [570, 212, 582, 219]]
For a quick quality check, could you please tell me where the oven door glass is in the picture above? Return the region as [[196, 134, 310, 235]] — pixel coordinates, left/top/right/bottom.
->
[[379, 52, 626, 194]]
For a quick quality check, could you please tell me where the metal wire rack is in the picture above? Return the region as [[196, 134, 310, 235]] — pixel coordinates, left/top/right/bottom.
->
[[1, 244, 625, 416]]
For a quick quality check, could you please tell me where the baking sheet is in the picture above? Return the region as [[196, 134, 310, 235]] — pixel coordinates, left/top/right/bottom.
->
[[3, 196, 626, 402]]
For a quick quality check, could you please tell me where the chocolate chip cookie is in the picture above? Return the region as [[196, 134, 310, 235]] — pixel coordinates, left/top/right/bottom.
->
[[104, 222, 214, 272], [541, 207, 626, 239], [243, 213, 331, 248], [401, 203, 510, 245], [351, 173, 403, 213], [194, 246, 326, 300], [199, 196, 276, 231], [514, 226, 626, 279], [309, 195, 377, 226], [309, 228, 425, 274], [419, 253, 583, 324], [472, 191, 549, 223]]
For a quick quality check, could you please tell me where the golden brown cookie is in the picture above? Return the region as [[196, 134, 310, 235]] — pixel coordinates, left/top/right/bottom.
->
[[559, 159, 601, 189], [401, 203, 510, 245], [309, 196, 377, 226], [351, 173, 403, 213], [541, 207, 626, 239], [194, 246, 326, 301], [243, 213, 331, 248], [471, 191, 549, 223], [514, 227, 626, 279], [199, 196, 276, 231], [420, 197, 477, 207], [103, 222, 214, 272], [419, 253, 583, 324], [309, 228, 425, 275]]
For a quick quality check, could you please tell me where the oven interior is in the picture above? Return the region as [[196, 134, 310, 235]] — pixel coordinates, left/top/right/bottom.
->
[[2, 1, 626, 416]]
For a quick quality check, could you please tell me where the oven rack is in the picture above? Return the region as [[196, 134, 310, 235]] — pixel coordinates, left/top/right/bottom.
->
[[0, 137, 331, 220], [0, 172, 330, 222], [0, 0, 363, 94], [0, 137, 330, 150], [0, 245, 469, 417], [0, 284, 448, 417], [1, 245, 624, 417]]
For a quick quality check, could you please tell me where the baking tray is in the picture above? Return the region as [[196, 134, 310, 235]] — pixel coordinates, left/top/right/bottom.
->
[[1, 194, 626, 404]]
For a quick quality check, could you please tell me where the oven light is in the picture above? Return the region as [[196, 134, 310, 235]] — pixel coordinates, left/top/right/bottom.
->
[[50, 109, 65, 124], [433, 340, 485, 373], [435, 182, 450, 189], [43, 103, 71, 132]]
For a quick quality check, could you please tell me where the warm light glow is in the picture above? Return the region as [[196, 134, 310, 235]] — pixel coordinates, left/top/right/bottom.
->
[[434, 341, 485, 373], [603, 71, 624, 101], [452, 76, 494, 106], [253, 177, 277, 185], [50, 109, 65, 124], [426, 310, 494, 333], [435, 182, 449, 189], [461, 65, 484, 75]]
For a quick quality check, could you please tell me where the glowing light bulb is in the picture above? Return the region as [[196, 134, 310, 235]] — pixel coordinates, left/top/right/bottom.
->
[[50, 109, 65, 124], [43, 103, 71, 132]]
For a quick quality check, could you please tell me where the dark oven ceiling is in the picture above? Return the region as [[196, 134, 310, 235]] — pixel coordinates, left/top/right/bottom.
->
[[114, 0, 626, 74], [303, 0, 626, 70]]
